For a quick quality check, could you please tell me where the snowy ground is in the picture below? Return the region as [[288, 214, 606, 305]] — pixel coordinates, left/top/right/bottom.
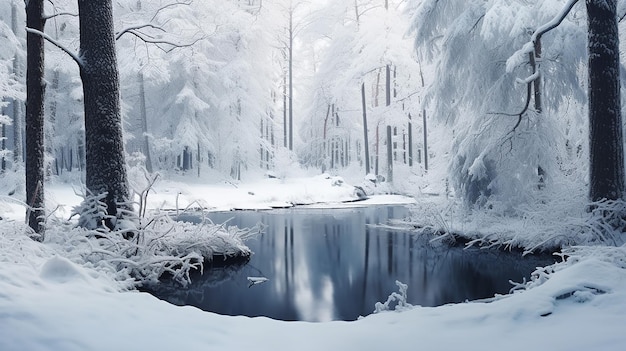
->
[[1, 174, 626, 350]]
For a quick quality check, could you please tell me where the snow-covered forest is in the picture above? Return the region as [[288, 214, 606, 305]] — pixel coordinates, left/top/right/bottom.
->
[[1, 0, 625, 220], [0, 0, 619, 209], [2, 0, 626, 349]]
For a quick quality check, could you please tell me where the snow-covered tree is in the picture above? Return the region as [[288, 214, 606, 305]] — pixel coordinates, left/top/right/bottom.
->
[[78, 0, 130, 228], [118, 0, 283, 179], [300, 0, 422, 181], [409, 0, 588, 209], [0, 1, 23, 172]]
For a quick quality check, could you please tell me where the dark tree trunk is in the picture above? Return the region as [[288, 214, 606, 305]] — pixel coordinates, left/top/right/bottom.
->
[[385, 64, 391, 107], [1, 108, 6, 171], [587, 0, 624, 201], [386, 125, 393, 182], [408, 113, 413, 167], [78, 0, 131, 225], [25, 0, 46, 236]]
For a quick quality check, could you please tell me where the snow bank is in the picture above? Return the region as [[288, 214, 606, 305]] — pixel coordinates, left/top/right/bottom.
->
[[1, 223, 625, 350]]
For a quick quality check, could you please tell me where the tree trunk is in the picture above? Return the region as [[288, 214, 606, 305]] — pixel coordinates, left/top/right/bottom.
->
[[283, 70, 287, 148], [25, 0, 46, 236], [387, 125, 393, 182], [46, 69, 60, 176], [78, 0, 131, 226], [288, 5, 294, 151], [1, 108, 6, 171], [12, 1, 23, 165], [385, 64, 391, 107], [138, 72, 153, 173], [361, 83, 370, 174], [587, 0, 624, 201], [408, 113, 413, 167], [423, 109, 428, 171]]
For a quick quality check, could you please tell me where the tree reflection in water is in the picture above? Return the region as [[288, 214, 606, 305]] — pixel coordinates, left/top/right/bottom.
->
[[145, 207, 555, 322]]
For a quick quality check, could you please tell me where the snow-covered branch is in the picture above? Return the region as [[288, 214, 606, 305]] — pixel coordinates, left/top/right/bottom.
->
[[516, 71, 540, 85], [530, 0, 580, 44], [25, 27, 83, 68], [507, 0, 579, 74]]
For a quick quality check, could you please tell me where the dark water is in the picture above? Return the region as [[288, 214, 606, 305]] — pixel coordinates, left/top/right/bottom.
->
[[145, 206, 556, 322]]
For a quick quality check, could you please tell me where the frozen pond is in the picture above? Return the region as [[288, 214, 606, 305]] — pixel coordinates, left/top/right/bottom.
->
[[144, 206, 555, 322]]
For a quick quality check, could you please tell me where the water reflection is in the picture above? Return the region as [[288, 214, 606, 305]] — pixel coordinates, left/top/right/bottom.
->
[[146, 207, 555, 322]]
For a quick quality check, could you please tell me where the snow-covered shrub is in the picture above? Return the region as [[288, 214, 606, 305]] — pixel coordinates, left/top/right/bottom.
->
[[46, 208, 259, 287], [373, 280, 413, 314], [406, 173, 626, 252], [510, 245, 626, 299], [49, 179, 260, 287]]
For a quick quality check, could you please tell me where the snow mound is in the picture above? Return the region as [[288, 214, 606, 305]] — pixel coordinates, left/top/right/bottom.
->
[[40, 256, 88, 284]]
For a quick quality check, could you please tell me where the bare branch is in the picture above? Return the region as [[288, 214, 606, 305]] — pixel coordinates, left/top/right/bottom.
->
[[123, 29, 204, 53], [42, 11, 78, 21], [25, 27, 82, 68], [489, 79, 532, 147], [395, 90, 421, 103], [116, 23, 165, 41], [150, 0, 192, 22]]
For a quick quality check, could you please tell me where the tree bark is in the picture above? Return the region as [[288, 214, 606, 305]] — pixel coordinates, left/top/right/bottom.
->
[[78, 0, 131, 226], [587, 0, 624, 201], [25, 0, 46, 236]]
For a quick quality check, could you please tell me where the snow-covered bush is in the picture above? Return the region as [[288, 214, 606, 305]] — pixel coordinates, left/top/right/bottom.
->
[[407, 177, 626, 252], [373, 280, 413, 314], [49, 180, 260, 287], [46, 208, 258, 286], [510, 245, 626, 301]]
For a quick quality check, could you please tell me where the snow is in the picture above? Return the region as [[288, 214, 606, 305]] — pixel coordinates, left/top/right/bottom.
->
[[1, 175, 625, 350], [247, 276, 269, 286]]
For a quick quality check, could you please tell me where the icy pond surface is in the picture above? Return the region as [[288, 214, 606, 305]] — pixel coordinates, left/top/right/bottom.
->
[[145, 206, 555, 322]]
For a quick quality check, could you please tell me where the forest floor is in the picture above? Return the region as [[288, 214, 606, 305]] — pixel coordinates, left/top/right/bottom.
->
[[1, 173, 625, 350]]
